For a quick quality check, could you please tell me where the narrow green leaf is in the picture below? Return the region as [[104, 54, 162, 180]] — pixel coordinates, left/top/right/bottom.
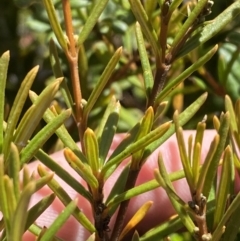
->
[[192, 121, 206, 187], [83, 47, 122, 117], [0, 51, 10, 153], [142, 92, 208, 160], [225, 95, 240, 148], [213, 115, 220, 131], [10, 181, 36, 241], [38, 165, 95, 233], [157, 154, 195, 234], [178, 1, 240, 58], [139, 215, 183, 241], [98, 98, 120, 165], [109, 123, 140, 160], [78, 0, 109, 45], [35, 149, 92, 202], [25, 193, 56, 231], [221, 197, 240, 241], [225, 95, 237, 132], [39, 199, 78, 241], [132, 107, 154, 169], [135, 22, 154, 101], [102, 121, 171, 180], [3, 65, 39, 160], [29, 91, 86, 163], [49, 39, 73, 109], [202, 112, 230, 199], [131, 231, 140, 241], [8, 143, 20, 200], [107, 168, 185, 211], [14, 79, 62, 151], [0, 157, 11, 233], [4, 177, 17, 221], [212, 193, 240, 241], [213, 146, 232, 230], [84, 128, 99, 173], [156, 45, 218, 103], [174, 111, 194, 192], [129, 0, 160, 59], [106, 164, 130, 215], [20, 109, 71, 165], [34, 172, 54, 192], [42, 0, 67, 50], [144, 0, 157, 17], [22, 164, 31, 189], [170, 0, 208, 51], [64, 148, 99, 189]]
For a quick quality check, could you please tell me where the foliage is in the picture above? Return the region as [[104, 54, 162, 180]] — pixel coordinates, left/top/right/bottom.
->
[[1, 0, 240, 240]]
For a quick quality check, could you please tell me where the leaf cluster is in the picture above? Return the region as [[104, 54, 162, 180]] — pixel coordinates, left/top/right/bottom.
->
[[1, 0, 240, 241]]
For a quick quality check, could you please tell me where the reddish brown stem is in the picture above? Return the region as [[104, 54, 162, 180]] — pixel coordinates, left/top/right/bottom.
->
[[62, 0, 84, 140]]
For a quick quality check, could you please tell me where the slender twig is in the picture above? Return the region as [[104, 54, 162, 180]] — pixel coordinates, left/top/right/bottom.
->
[[62, 0, 83, 141]]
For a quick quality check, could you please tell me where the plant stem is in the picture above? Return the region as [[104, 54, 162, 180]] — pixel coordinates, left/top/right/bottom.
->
[[110, 169, 139, 241], [62, 0, 84, 140]]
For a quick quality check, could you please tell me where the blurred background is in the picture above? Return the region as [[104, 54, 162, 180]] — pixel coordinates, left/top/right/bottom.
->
[[1, 0, 240, 153]]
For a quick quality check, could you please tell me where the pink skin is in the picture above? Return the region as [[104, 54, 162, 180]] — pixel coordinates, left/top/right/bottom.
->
[[23, 130, 240, 240]]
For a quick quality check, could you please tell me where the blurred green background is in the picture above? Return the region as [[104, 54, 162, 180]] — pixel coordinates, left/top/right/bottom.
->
[[1, 0, 240, 153]]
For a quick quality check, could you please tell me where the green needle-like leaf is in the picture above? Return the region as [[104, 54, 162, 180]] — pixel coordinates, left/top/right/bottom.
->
[[213, 145, 232, 230], [131, 231, 140, 241], [14, 79, 62, 151], [107, 168, 185, 212], [131, 107, 154, 169], [174, 111, 194, 192], [139, 215, 183, 241], [135, 22, 154, 102], [20, 109, 71, 165], [203, 112, 230, 199], [212, 193, 240, 241], [78, 0, 109, 45], [25, 193, 56, 232], [8, 143, 20, 200], [64, 148, 99, 189], [0, 157, 10, 233], [98, 97, 120, 165], [102, 121, 171, 180], [34, 172, 54, 192], [157, 154, 195, 234], [84, 128, 99, 173], [39, 199, 78, 241], [155, 45, 217, 104], [0, 51, 9, 153], [35, 149, 92, 202], [4, 177, 17, 221], [49, 39, 73, 109], [142, 92, 208, 160], [192, 121, 205, 188], [29, 91, 86, 163], [83, 47, 122, 117], [178, 1, 240, 58], [221, 196, 240, 241], [225, 95, 240, 148], [42, 0, 67, 51], [3, 65, 39, 159], [170, 0, 208, 51], [38, 165, 95, 233], [129, 0, 160, 59], [109, 124, 140, 160], [10, 181, 36, 241]]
